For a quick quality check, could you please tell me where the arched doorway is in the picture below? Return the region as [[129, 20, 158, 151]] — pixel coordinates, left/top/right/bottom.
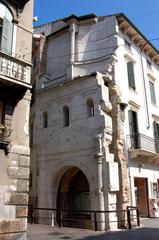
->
[[57, 167, 91, 229]]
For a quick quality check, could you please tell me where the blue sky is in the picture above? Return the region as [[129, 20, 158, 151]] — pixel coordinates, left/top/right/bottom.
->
[[34, 0, 159, 49]]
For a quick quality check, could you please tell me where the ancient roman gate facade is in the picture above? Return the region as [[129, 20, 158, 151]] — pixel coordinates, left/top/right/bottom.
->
[[30, 14, 131, 230]]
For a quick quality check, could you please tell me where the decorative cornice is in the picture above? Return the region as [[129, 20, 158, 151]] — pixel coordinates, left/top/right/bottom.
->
[[128, 100, 140, 109]]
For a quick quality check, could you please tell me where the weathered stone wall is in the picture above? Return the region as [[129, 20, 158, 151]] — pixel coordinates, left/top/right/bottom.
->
[[109, 83, 130, 227], [15, 0, 33, 62], [30, 69, 119, 230], [0, 91, 31, 239], [0, 0, 33, 239]]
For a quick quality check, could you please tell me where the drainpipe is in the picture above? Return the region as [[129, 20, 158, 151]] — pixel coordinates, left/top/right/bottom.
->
[[140, 42, 150, 129], [70, 22, 76, 64], [68, 21, 77, 79]]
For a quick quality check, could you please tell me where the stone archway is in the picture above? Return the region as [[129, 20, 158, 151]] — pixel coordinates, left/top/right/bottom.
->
[[57, 166, 91, 229]]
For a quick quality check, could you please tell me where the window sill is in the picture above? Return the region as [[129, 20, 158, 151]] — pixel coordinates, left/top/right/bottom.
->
[[151, 103, 158, 108], [128, 87, 137, 94]]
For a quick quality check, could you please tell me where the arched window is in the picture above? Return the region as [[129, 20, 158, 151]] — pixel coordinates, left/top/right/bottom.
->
[[86, 99, 94, 117], [63, 106, 69, 127], [0, 3, 13, 54], [42, 111, 48, 128]]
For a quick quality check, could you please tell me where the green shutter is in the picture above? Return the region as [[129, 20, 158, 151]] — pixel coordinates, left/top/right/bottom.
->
[[153, 122, 159, 140], [127, 61, 135, 90], [128, 110, 133, 134], [128, 110, 138, 133], [149, 81, 156, 104], [1, 17, 13, 54], [153, 122, 159, 153]]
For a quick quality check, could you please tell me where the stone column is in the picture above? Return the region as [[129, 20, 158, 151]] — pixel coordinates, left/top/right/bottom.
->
[[96, 155, 105, 231], [93, 134, 105, 230]]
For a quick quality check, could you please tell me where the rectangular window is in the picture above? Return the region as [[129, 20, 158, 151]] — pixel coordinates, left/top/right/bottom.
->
[[1, 17, 13, 54], [153, 121, 159, 153], [127, 61, 135, 90], [149, 80, 156, 104], [151, 182, 158, 199], [147, 59, 152, 70], [128, 109, 139, 148], [125, 40, 131, 51]]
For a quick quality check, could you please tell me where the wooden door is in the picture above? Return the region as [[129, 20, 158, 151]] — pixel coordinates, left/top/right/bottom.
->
[[134, 177, 149, 217]]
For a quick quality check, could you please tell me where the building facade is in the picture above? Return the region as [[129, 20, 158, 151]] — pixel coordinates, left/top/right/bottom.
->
[[30, 13, 159, 230], [0, 0, 33, 239]]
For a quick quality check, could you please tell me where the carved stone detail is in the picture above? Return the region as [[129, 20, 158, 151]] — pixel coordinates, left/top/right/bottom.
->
[[0, 54, 31, 83]]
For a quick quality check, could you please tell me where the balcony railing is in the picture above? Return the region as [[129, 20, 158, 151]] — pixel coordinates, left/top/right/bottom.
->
[[0, 51, 31, 86], [127, 133, 159, 154]]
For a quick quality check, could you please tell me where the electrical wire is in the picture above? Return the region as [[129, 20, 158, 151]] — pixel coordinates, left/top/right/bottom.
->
[[1, 14, 159, 61], [34, 36, 159, 63], [131, 9, 159, 20]]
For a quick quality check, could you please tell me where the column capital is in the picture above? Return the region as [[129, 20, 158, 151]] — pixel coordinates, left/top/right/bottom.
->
[[93, 154, 103, 164]]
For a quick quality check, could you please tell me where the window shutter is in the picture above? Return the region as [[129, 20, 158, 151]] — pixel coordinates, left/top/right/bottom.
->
[[153, 122, 159, 153], [128, 110, 138, 133], [127, 61, 135, 90], [1, 17, 13, 54], [153, 122, 159, 140], [129, 110, 139, 148], [149, 81, 156, 104], [128, 110, 133, 134]]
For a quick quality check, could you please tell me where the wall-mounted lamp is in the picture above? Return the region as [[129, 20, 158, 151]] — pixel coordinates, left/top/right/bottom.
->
[[138, 163, 145, 173]]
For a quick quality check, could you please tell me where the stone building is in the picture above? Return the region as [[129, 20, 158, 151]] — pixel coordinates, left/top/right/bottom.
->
[[0, 0, 33, 239], [30, 13, 159, 230]]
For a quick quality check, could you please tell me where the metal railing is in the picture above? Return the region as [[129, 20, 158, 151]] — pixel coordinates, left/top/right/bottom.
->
[[127, 133, 159, 154], [28, 205, 140, 231]]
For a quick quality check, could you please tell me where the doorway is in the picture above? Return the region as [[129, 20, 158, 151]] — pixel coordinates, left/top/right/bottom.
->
[[134, 177, 149, 217], [57, 167, 91, 228]]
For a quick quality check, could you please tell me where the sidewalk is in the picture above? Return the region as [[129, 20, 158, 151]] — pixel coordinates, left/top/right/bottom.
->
[[27, 218, 159, 240]]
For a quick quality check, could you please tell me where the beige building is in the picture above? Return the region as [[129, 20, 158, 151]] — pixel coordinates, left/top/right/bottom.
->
[[0, 0, 33, 239], [30, 13, 159, 230]]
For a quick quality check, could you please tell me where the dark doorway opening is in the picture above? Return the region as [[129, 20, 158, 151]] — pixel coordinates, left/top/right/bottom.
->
[[57, 167, 91, 229]]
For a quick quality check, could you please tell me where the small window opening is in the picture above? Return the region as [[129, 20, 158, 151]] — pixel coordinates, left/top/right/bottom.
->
[[43, 111, 48, 128], [86, 99, 94, 118], [63, 106, 69, 127]]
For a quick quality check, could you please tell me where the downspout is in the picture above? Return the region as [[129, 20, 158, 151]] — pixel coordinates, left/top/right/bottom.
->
[[70, 22, 76, 64], [68, 20, 77, 79], [140, 42, 150, 129]]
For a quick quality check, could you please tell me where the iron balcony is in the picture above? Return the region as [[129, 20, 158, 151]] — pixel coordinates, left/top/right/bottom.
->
[[127, 133, 159, 157]]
